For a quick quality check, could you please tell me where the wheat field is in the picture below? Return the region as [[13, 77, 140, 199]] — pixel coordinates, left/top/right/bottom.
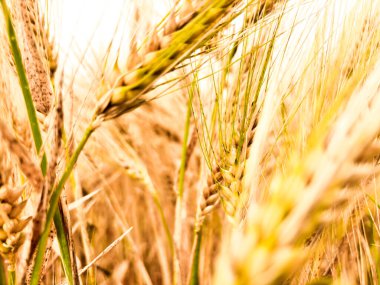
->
[[0, 0, 379, 284]]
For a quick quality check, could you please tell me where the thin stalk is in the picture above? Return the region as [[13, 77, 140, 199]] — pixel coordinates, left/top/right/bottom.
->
[[152, 192, 175, 256], [58, 127, 81, 284], [173, 100, 192, 284], [188, 229, 202, 285], [8, 269, 15, 285], [71, 171, 96, 284], [29, 123, 95, 285], [143, 175, 175, 265], [178, 102, 192, 199], [0, 259, 6, 285], [54, 209, 74, 284]]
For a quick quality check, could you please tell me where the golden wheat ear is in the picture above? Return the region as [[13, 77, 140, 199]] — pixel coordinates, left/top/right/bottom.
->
[[0, 132, 35, 278], [16, 0, 54, 116]]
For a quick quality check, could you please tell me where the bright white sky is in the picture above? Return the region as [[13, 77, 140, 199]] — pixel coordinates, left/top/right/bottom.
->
[[50, 0, 172, 60], [39, 0, 174, 95], [49, 0, 359, 66]]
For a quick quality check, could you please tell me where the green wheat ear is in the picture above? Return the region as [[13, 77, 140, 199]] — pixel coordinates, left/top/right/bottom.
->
[[95, 0, 245, 120]]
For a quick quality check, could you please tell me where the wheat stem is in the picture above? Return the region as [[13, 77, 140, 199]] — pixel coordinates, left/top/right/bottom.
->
[[188, 229, 202, 285], [8, 267, 15, 285], [0, 258, 6, 285], [29, 122, 95, 285], [173, 99, 192, 284]]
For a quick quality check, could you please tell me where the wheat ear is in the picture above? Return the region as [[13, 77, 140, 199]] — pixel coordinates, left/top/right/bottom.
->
[[17, 0, 54, 116], [215, 58, 380, 285], [95, 0, 250, 121], [0, 133, 33, 281]]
